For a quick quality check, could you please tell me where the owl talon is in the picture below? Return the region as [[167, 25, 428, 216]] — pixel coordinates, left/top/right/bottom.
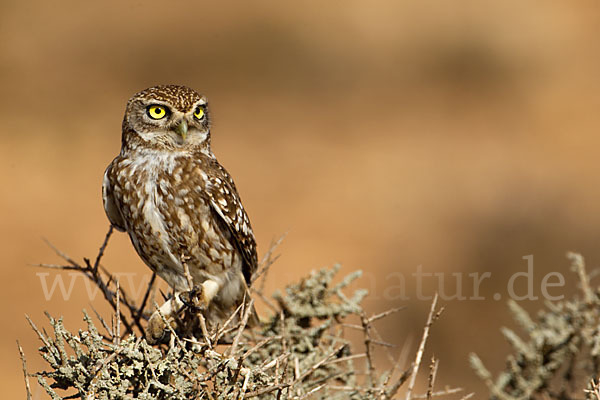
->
[[144, 294, 186, 344], [145, 312, 169, 344], [179, 285, 206, 312]]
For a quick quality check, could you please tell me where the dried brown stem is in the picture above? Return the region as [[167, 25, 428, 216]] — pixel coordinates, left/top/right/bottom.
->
[[38, 228, 149, 335], [228, 298, 255, 356], [17, 341, 32, 400], [405, 293, 441, 400], [252, 233, 287, 291], [360, 311, 377, 386], [426, 357, 439, 400], [133, 272, 156, 326], [93, 225, 113, 273]]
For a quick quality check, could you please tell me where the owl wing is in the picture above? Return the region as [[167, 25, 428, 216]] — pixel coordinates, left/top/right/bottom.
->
[[200, 159, 258, 285], [102, 163, 127, 232]]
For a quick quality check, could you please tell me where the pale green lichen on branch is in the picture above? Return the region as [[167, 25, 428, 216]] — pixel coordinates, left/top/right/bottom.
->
[[469, 252, 600, 400]]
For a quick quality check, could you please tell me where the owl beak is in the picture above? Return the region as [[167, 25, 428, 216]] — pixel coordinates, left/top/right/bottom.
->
[[174, 119, 188, 140]]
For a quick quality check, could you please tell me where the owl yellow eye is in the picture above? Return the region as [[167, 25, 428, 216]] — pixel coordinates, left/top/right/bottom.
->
[[193, 106, 205, 120], [147, 105, 168, 120]]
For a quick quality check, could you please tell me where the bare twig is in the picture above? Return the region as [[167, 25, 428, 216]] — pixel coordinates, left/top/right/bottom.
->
[[17, 341, 32, 400], [93, 225, 114, 273], [413, 387, 464, 399], [381, 336, 411, 392], [567, 252, 594, 304], [38, 236, 144, 335], [585, 379, 600, 400], [244, 384, 288, 398], [368, 306, 406, 323], [252, 233, 287, 291], [115, 279, 121, 345], [134, 272, 156, 325], [360, 311, 377, 386], [384, 363, 414, 399], [290, 345, 346, 386], [405, 293, 441, 400], [25, 315, 52, 353], [240, 335, 281, 362], [229, 298, 255, 356], [250, 286, 278, 313], [42, 237, 79, 267], [197, 313, 212, 348], [213, 302, 244, 345], [426, 357, 439, 400], [91, 306, 113, 339]]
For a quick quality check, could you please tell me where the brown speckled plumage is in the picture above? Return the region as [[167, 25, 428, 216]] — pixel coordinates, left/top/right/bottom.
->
[[102, 85, 257, 325]]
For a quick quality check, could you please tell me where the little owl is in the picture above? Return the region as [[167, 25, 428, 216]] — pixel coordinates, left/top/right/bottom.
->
[[102, 85, 257, 343]]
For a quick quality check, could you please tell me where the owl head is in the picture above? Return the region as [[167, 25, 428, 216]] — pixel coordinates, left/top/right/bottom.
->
[[122, 85, 211, 152]]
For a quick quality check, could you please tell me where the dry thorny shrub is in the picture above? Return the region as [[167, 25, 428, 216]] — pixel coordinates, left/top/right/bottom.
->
[[17, 228, 600, 399], [18, 227, 470, 400], [470, 252, 600, 400]]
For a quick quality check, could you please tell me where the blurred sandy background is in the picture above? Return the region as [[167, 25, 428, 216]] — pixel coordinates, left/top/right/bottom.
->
[[2, 0, 600, 397]]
